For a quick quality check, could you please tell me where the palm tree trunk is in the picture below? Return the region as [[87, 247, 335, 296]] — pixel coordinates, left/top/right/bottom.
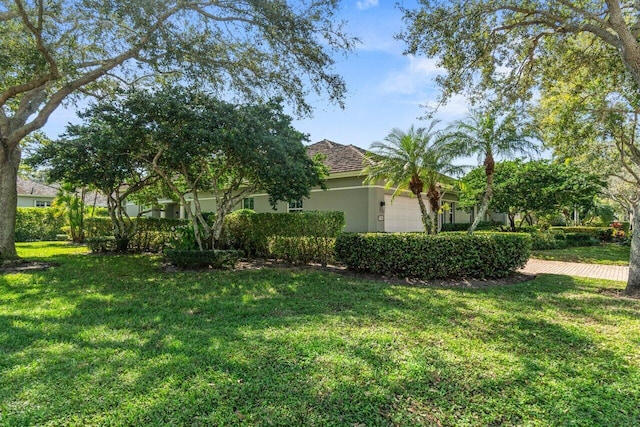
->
[[468, 154, 495, 234], [416, 193, 434, 234]]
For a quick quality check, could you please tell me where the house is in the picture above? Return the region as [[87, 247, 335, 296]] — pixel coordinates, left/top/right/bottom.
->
[[17, 177, 108, 209], [17, 177, 59, 208], [135, 139, 506, 232]]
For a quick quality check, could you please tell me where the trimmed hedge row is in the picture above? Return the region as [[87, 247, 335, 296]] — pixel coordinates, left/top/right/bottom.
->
[[440, 221, 501, 232], [222, 210, 345, 264], [335, 232, 531, 280], [85, 217, 184, 252], [15, 208, 65, 242], [549, 226, 614, 242]]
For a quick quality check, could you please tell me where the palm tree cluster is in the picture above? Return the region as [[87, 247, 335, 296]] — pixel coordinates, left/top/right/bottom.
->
[[365, 108, 539, 234]]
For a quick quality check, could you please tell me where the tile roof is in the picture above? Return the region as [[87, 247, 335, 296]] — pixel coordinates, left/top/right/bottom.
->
[[17, 177, 59, 197], [306, 139, 370, 174], [17, 176, 108, 206]]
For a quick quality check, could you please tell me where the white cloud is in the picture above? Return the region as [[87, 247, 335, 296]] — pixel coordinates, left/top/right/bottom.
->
[[356, 0, 378, 11], [379, 56, 441, 95]]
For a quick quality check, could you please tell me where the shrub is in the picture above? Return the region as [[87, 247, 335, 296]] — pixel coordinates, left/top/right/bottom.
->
[[550, 226, 614, 242], [440, 221, 500, 232], [335, 232, 531, 280], [268, 236, 336, 266], [15, 208, 65, 242], [223, 211, 345, 262], [85, 216, 184, 252], [530, 231, 567, 250], [84, 217, 113, 238], [86, 237, 117, 253], [164, 249, 243, 269]]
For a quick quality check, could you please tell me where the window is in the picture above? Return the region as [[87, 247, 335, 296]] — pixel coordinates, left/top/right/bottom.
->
[[449, 203, 455, 224], [242, 197, 254, 210], [288, 199, 303, 212], [35, 200, 51, 208]]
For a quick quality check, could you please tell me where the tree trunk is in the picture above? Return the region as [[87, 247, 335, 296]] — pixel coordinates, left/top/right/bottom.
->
[[0, 143, 20, 260], [625, 200, 640, 297], [416, 193, 434, 234], [468, 173, 494, 234], [508, 213, 516, 232]]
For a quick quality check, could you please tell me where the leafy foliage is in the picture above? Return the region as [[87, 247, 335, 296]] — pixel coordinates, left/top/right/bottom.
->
[[459, 160, 604, 230], [335, 232, 531, 279], [0, 0, 353, 259], [85, 217, 184, 252], [82, 87, 326, 250], [440, 108, 539, 233], [363, 123, 462, 234], [223, 210, 345, 265], [14, 208, 65, 242]]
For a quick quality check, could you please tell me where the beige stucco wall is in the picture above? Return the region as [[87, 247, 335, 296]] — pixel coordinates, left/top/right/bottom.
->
[[17, 195, 54, 208]]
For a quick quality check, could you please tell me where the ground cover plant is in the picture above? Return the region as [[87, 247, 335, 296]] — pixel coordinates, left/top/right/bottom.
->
[[532, 243, 630, 266], [1, 242, 639, 426]]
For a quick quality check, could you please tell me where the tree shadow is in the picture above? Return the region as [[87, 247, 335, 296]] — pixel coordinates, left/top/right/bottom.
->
[[1, 256, 639, 425]]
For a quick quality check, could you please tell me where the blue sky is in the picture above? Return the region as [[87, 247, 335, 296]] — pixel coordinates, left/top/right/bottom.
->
[[292, 0, 469, 149], [42, 0, 469, 151]]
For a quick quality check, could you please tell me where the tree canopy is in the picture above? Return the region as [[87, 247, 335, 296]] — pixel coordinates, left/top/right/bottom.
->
[[399, 0, 640, 295], [460, 159, 604, 230], [364, 123, 462, 234], [0, 0, 354, 259], [56, 87, 326, 250]]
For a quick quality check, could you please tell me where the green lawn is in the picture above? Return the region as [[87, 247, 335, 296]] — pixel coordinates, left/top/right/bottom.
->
[[1, 242, 639, 426], [531, 243, 631, 266]]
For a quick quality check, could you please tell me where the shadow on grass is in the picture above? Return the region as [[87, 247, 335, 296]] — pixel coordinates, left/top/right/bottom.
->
[[1, 253, 639, 425]]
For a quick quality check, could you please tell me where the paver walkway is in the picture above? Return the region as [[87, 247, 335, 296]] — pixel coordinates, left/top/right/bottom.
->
[[520, 258, 629, 282]]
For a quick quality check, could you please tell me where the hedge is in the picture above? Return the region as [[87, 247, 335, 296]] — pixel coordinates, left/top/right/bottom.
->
[[15, 208, 65, 242], [335, 232, 531, 280], [85, 216, 185, 252], [549, 226, 614, 242], [440, 221, 501, 232], [222, 210, 345, 264]]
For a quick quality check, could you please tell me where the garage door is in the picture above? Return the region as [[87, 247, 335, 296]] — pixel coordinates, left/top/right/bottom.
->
[[384, 194, 424, 232]]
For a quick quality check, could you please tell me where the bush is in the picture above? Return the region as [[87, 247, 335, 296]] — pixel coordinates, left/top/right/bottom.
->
[[268, 236, 336, 266], [223, 211, 345, 263], [164, 249, 243, 269], [85, 216, 184, 252], [15, 208, 65, 241], [530, 231, 567, 250], [550, 226, 614, 242], [440, 221, 500, 232], [86, 237, 117, 253], [335, 232, 531, 280]]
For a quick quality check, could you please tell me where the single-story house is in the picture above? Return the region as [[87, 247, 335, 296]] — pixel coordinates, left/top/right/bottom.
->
[[17, 176, 108, 209], [129, 139, 506, 232], [17, 177, 59, 208]]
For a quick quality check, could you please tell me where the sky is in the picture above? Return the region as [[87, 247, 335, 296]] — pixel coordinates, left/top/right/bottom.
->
[[42, 0, 469, 152], [292, 0, 469, 149]]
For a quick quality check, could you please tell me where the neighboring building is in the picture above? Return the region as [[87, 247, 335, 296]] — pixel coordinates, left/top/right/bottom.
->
[[131, 139, 506, 232], [17, 177, 108, 209], [17, 177, 58, 208]]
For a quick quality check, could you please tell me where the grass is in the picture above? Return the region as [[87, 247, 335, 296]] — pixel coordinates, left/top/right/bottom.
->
[[531, 243, 631, 265], [1, 242, 639, 426]]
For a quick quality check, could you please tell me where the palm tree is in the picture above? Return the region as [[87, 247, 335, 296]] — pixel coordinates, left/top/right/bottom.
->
[[440, 108, 539, 233], [364, 123, 463, 234]]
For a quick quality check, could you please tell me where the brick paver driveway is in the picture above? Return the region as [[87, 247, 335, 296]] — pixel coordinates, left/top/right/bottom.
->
[[520, 259, 629, 282]]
